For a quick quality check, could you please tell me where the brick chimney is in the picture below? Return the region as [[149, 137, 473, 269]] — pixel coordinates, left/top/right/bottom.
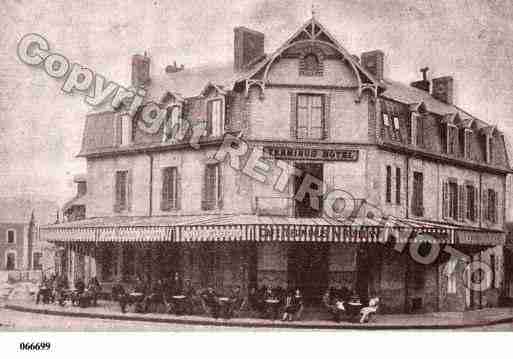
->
[[411, 67, 430, 92], [234, 27, 265, 72], [131, 53, 151, 87], [360, 50, 384, 81], [432, 76, 454, 104]]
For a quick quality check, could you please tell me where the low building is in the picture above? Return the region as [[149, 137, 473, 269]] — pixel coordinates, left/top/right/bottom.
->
[[41, 17, 510, 313]]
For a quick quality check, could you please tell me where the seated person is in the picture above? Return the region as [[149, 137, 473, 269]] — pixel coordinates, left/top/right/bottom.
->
[[71, 278, 86, 306], [201, 287, 220, 319], [226, 285, 245, 319], [360, 296, 380, 323], [282, 288, 303, 321], [182, 279, 199, 315], [35, 277, 51, 304], [263, 286, 280, 320], [144, 279, 165, 313], [87, 277, 102, 306], [247, 286, 263, 315], [111, 280, 128, 313], [54, 275, 69, 306]]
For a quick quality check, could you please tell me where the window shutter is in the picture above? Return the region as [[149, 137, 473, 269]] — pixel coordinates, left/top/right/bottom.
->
[[127, 169, 133, 212], [322, 94, 330, 139], [458, 185, 466, 222], [201, 166, 208, 210], [473, 187, 479, 221], [493, 190, 498, 223], [116, 114, 122, 146], [161, 169, 170, 211], [442, 181, 449, 219], [417, 116, 424, 147], [206, 101, 213, 136], [482, 188, 488, 222], [175, 168, 181, 210], [217, 164, 223, 210], [290, 93, 297, 138]]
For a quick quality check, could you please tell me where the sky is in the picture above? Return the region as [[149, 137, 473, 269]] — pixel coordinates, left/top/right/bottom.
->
[[1, 0, 513, 207]]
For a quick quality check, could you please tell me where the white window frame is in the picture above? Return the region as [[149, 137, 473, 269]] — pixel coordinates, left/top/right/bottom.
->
[[383, 113, 390, 127], [392, 116, 400, 130], [163, 104, 183, 143], [5, 250, 16, 270], [119, 113, 132, 146], [296, 93, 324, 140], [207, 97, 224, 137], [6, 229, 16, 244]]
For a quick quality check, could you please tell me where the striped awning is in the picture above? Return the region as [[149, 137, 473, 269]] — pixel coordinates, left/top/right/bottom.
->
[[40, 214, 461, 244]]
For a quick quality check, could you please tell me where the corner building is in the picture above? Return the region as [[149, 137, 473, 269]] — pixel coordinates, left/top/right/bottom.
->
[[41, 18, 510, 313]]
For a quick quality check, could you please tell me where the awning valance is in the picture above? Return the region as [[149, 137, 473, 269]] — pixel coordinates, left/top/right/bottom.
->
[[40, 215, 461, 244]]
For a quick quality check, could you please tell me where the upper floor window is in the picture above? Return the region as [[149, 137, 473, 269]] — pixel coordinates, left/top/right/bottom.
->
[[486, 188, 498, 223], [411, 171, 424, 217], [395, 167, 401, 205], [448, 181, 459, 220], [296, 94, 324, 140], [202, 163, 223, 210], [206, 99, 223, 137], [6, 229, 15, 244], [385, 165, 392, 203], [392, 116, 400, 131], [466, 184, 477, 222], [114, 170, 130, 212], [161, 167, 179, 211]]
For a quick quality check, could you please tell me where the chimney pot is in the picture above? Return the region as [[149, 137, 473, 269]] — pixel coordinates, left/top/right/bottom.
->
[[432, 76, 454, 104], [131, 53, 151, 87], [411, 67, 431, 92]]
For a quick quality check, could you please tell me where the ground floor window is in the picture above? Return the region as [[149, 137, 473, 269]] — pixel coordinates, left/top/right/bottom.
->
[[33, 252, 43, 270], [6, 251, 16, 270]]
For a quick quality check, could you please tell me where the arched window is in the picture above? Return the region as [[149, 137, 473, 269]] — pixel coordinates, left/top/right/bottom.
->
[[299, 49, 324, 76]]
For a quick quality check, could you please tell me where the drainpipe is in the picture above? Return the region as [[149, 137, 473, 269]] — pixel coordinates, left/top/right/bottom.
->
[[148, 153, 154, 216]]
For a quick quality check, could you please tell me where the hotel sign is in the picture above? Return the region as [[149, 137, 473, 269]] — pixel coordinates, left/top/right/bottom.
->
[[263, 146, 358, 161]]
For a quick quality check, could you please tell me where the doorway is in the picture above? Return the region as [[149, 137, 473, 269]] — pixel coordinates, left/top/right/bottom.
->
[[288, 243, 329, 305], [293, 162, 324, 218]]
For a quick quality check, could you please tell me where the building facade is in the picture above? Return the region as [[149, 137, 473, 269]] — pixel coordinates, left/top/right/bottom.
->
[[41, 18, 510, 313]]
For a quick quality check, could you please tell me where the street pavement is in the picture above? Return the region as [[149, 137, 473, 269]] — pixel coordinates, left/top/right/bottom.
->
[[1, 306, 513, 331], [0, 307, 242, 331]]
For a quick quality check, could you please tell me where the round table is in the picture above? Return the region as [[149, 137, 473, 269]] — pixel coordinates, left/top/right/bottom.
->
[[264, 299, 280, 320], [171, 295, 187, 315]]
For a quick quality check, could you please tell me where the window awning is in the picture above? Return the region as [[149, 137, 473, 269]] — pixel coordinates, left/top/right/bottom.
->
[[39, 214, 468, 244]]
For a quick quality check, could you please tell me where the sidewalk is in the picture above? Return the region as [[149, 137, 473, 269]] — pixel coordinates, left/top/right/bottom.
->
[[5, 299, 513, 329]]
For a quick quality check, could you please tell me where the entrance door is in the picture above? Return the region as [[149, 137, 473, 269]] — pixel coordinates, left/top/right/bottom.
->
[[293, 162, 323, 218], [288, 243, 329, 304]]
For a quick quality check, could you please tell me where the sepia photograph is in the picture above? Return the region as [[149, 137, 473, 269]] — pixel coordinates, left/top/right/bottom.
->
[[1, 0, 513, 356]]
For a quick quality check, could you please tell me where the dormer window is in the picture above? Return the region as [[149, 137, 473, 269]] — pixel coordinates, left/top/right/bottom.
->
[[393, 116, 400, 130], [206, 99, 223, 137], [410, 112, 423, 147], [442, 123, 458, 155], [163, 105, 182, 142], [383, 113, 390, 127], [486, 135, 493, 164], [463, 128, 472, 159]]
